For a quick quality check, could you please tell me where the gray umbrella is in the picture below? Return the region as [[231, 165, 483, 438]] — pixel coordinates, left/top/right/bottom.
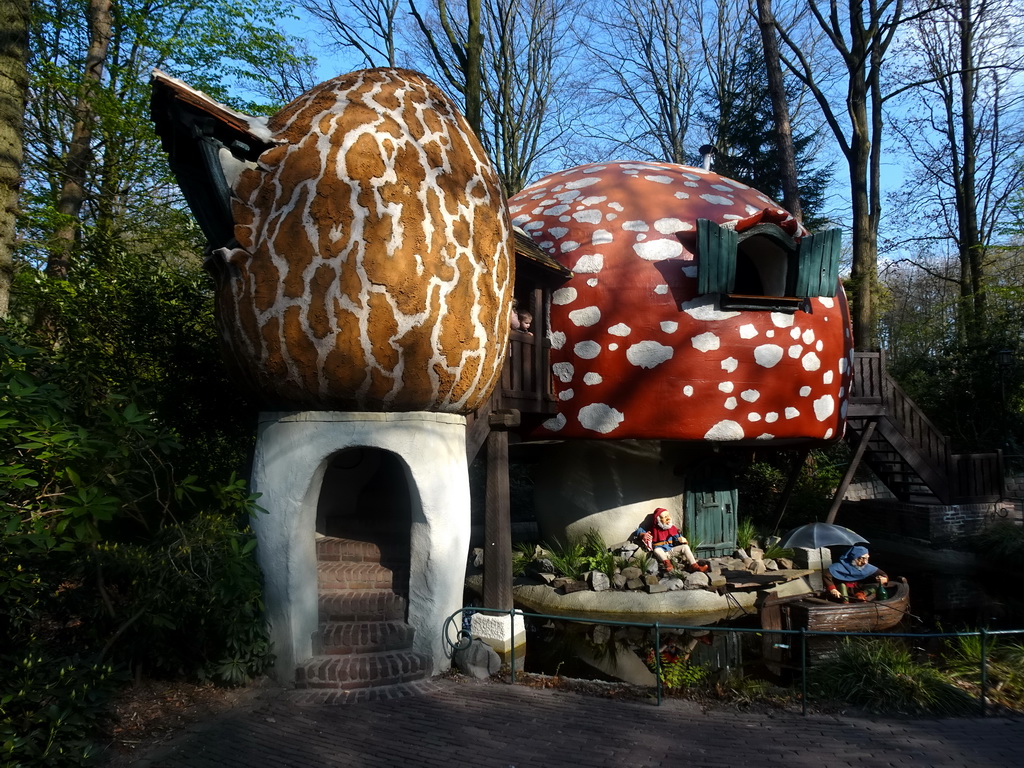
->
[[777, 522, 868, 550]]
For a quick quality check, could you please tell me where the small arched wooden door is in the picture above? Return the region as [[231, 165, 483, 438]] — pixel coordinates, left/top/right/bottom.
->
[[684, 462, 738, 558]]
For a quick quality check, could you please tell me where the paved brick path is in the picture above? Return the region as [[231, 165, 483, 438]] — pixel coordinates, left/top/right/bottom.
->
[[124, 678, 1024, 768]]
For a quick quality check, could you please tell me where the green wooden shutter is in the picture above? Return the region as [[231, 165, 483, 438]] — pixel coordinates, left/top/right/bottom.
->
[[795, 228, 842, 297], [697, 219, 737, 294]]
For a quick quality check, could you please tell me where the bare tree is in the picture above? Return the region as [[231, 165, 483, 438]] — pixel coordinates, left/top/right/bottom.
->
[[0, 0, 30, 316], [890, 0, 1024, 344], [297, 0, 404, 68], [47, 0, 112, 280], [587, 0, 697, 164], [773, 0, 917, 350]]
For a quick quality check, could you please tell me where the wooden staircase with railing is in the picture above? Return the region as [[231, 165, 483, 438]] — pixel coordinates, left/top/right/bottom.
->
[[847, 351, 1004, 504]]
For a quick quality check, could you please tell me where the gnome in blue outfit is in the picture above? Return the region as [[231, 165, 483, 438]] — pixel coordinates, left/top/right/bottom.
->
[[824, 545, 889, 602]]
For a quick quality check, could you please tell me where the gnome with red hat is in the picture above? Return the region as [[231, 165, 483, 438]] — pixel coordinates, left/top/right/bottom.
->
[[634, 508, 709, 574]]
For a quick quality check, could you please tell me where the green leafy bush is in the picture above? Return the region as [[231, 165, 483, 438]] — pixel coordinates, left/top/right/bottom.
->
[[811, 638, 974, 715]]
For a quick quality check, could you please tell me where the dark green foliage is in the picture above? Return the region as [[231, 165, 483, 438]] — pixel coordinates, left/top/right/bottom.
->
[[0, 332, 272, 764], [699, 40, 833, 229], [737, 446, 848, 533], [811, 638, 975, 715], [968, 522, 1024, 564]]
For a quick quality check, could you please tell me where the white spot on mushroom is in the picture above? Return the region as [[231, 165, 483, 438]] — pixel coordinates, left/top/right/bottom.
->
[[681, 297, 740, 321], [683, 385, 694, 396], [608, 202, 624, 211], [609, 323, 631, 336], [719, 382, 734, 393], [550, 227, 569, 239], [700, 194, 733, 205], [814, 395, 835, 421], [741, 389, 760, 402], [574, 254, 604, 273], [565, 177, 601, 189], [839, 357, 848, 373], [785, 407, 800, 419], [569, 306, 601, 327], [748, 413, 762, 422], [587, 278, 599, 287], [705, 420, 745, 441], [756, 433, 776, 440], [725, 397, 738, 410], [592, 229, 613, 244], [674, 191, 690, 200], [552, 362, 574, 383], [523, 220, 544, 231], [823, 370, 834, 385], [580, 196, 607, 206], [771, 313, 795, 328], [721, 357, 738, 373], [574, 340, 601, 359], [572, 210, 601, 224], [544, 204, 570, 215], [820, 297, 835, 308], [788, 345, 803, 358], [627, 340, 674, 368], [579, 403, 624, 434], [655, 284, 669, 295], [644, 175, 673, 184], [754, 345, 784, 368], [660, 321, 678, 333], [790, 328, 801, 339], [634, 240, 683, 261], [542, 413, 566, 432], [692, 332, 721, 352], [711, 184, 734, 193], [816, 340, 824, 351], [549, 331, 566, 350], [583, 372, 602, 385], [800, 386, 811, 396], [623, 221, 649, 231], [802, 352, 821, 371], [766, 330, 775, 338], [825, 428, 834, 439], [608, 343, 619, 351], [739, 324, 758, 339], [553, 287, 577, 305], [802, 329, 815, 344], [654, 218, 687, 233], [765, 412, 779, 423], [560, 241, 580, 253], [558, 389, 574, 401]]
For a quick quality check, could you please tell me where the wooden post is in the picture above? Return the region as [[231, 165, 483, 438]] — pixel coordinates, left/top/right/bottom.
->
[[483, 409, 519, 610], [826, 420, 877, 524]]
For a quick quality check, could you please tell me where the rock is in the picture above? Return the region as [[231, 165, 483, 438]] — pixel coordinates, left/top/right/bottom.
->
[[626, 578, 645, 591], [471, 547, 484, 568], [592, 624, 611, 645], [647, 582, 669, 594], [453, 638, 501, 679], [621, 566, 642, 581], [612, 573, 628, 589], [750, 546, 764, 560], [746, 559, 768, 575], [536, 572, 556, 584], [734, 548, 749, 560], [645, 560, 660, 576], [683, 572, 710, 590], [776, 557, 794, 569], [527, 558, 556, 576], [766, 535, 781, 547], [588, 571, 611, 592], [550, 577, 571, 590], [561, 580, 589, 594], [644, 573, 660, 586], [615, 542, 640, 559], [666, 577, 685, 591], [765, 559, 780, 571]]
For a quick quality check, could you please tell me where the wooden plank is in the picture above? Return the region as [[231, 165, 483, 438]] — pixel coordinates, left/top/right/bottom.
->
[[483, 427, 513, 611]]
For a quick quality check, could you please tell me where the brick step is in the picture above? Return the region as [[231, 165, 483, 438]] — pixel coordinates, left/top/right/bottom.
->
[[318, 590, 407, 622], [314, 620, 415, 655], [295, 650, 431, 690], [316, 536, 409, 564], [317, 561, 408, 591]]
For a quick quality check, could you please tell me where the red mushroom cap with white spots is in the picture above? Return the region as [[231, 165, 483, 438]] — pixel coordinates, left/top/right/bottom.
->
[[508, 161, 853, 444]]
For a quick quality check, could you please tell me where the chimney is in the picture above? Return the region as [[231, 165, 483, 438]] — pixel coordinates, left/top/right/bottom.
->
[[698, 144, 716, 171]]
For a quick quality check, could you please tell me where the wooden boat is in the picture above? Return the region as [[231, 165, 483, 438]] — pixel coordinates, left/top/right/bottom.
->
[[761, 577, 910, 634]]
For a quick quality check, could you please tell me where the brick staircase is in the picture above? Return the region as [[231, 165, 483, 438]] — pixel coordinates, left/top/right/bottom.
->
[[294, 534, 431, 696]]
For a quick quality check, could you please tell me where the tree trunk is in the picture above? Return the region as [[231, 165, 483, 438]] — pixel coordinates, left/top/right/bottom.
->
[[46, 0, 113, 280], [755, 0, 802, 222], [958, 0, 984, 344], [0, 0, 30, 318]]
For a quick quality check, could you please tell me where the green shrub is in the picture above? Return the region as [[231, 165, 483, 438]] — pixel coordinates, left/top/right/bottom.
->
[[811, 638, 974, 715], [0, 654, 120, 768], [968, 521, 1024, 562], [736, 517, 757, 550]]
